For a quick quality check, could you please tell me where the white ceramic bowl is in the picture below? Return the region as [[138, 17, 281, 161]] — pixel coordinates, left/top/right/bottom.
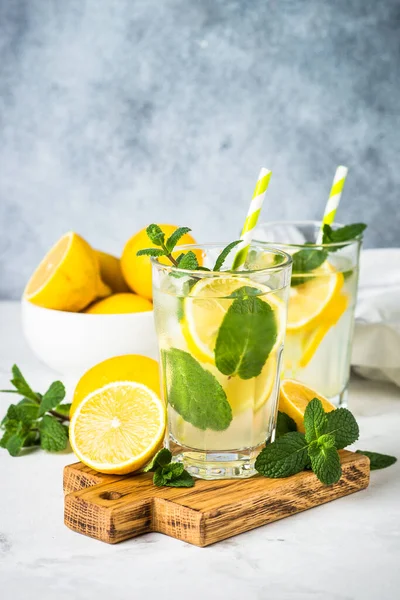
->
[[21, 299, 159, 376]]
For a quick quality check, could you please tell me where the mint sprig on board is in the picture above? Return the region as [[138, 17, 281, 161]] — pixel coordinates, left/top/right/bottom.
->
[[256, 399, 397, 485], [256, 399, 358, 485], [136, 223, 240, 273], [291, 222, 367, 286], [144, 448, 194, 487], [0, 365, 70, 456]]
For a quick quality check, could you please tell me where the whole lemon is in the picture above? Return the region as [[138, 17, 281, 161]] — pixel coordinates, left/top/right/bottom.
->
[[96, 250, 130, 293], [84, 293, 152, 314], [70, 354, 160, 417], [121, 225, 197, 299]]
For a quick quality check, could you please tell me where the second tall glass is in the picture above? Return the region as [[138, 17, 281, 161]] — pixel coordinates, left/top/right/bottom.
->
[[254, 221, 362, 407], [152, 243, 292, 480]]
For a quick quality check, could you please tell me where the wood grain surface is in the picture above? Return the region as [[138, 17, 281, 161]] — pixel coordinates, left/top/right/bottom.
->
[[64, 450, 370, 547]]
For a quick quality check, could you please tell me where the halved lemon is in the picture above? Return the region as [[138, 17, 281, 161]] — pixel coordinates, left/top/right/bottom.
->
[[287, 262, 344, 332], [182, 276, 285, 364], [24, 232, 110, 312], [279, 379, 335, 432], [69, 382, 165, 474]]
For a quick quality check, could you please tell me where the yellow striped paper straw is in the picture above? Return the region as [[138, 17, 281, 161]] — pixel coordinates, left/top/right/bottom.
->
[[232, 167, 272, 269], [316, 165, 348, 243]]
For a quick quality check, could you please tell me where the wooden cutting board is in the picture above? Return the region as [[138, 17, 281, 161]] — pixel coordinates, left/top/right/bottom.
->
[[64, 450, 369, 547]]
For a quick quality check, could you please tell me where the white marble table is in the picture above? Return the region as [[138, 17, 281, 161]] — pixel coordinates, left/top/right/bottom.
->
[[1, 300, 399, 600]]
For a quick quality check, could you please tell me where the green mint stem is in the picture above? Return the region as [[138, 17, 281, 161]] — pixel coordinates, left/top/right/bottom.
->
[[49, 409, 69, 422], [160, 242, 179, 266]]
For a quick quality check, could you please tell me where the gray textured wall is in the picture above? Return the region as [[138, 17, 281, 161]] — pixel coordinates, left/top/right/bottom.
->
[[1, 0, 399, 299]]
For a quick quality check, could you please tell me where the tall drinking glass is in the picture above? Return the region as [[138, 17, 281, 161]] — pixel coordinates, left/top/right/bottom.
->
[[254, 221, 363, 407], [152, 243, 292, 479]]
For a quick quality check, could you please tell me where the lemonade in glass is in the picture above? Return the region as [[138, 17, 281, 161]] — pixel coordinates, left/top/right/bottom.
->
[[254, 221, 363, 407], [152, 243, 292, 479]]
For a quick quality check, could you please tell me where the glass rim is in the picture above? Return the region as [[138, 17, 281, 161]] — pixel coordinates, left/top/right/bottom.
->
[[253, 220, 363, 249], [150, 242, 292, 277]]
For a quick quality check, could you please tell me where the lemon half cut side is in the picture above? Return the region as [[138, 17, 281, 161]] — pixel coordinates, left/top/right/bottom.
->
[[69, 381, 165, 475]]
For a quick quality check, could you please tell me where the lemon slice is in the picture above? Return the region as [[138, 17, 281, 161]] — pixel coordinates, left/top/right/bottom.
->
[[69, 382, 165, 474], [182, 276, 285, 364], [298, 292, 349, 368], [279, 379, 335, 432], [287, 262, 344, 332]]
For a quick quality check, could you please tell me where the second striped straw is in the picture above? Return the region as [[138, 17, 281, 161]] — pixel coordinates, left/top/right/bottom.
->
[[316, 165, 348, 244], [232, 167, 272, 269]]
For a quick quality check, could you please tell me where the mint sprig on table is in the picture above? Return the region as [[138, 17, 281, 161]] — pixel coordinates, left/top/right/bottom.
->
[[136, 223, 240, 272], [291, 222, 367, 286], [144, 448, 194, 487], [258, 402, 397, 485], [0, 365, 70, 456]]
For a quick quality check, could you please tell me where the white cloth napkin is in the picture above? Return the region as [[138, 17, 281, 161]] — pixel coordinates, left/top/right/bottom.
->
[[352, 248, 400, 386]]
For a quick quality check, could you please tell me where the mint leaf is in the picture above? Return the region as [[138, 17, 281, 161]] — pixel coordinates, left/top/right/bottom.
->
[[54, 403, 71, 419], [213, 240, 241, 271], [5, 403, 35, 426], [161, 463, 185, 480], [215, 286, 277, 379], [9, 365, 39, 402], [308, 436, 341, 485], [176, 251, 199, 271], [144, 448, 172, 472], [165, 227, 192, 253], [6, 433, 26, 457], [23, 431, 40, 447], [291, 248, 328, 275], [255, 432, 309, 478], [39, 415, 68, 452], [356, 450, 397, 470], [325, 408, 359, 449], [153, 469, 166, 487], [304, 398, 328, 443], [322, 223, 367, 250], [275, 411, 297, 438], [136, 248, 166, 257], [163, 469, 194, 487], [153, 463, 194, 487], [16, 399, 39, 422], [146, 224, 165, 246], [163, 348, 232, 431], [38, 381, 66, 417]]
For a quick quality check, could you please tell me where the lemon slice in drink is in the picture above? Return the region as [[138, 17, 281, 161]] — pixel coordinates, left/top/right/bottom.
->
[[69, 382, 165, 474], [182, 276, 285, 364], [279, 379, 335, 432], [297, 292, 349, 368], [287, 262, 344, 332]]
